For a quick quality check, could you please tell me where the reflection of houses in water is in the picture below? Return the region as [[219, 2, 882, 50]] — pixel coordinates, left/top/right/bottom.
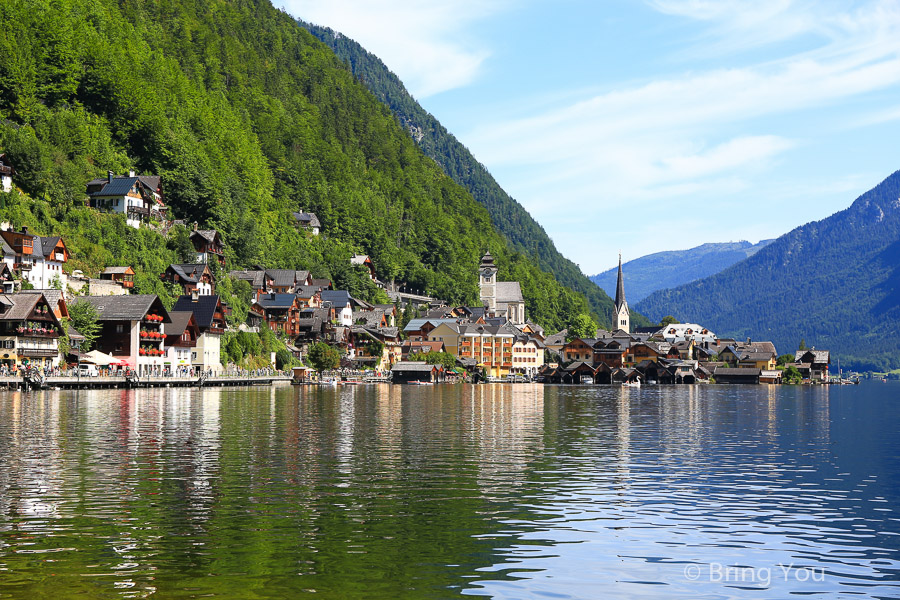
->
[[0, 393, 66, 525], [655, 384, 705, 463], [464, 384, 545, 495]]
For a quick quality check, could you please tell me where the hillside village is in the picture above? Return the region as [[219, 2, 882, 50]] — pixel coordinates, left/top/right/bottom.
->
[[0, 166, 833, 384]]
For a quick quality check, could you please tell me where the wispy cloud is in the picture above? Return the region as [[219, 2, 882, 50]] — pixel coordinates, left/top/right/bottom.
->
[[463, 0, 900, 231], [279, 0, 509, 97]]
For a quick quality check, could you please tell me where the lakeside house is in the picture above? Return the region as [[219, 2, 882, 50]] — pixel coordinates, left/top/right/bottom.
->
[[0, 292, 65, 370], [75, 295, 171, 375], [165, 311, 200, 371], [171, 293, 228, 374]]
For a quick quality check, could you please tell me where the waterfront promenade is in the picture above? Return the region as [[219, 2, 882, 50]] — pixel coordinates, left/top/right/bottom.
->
[[0, 373, 293, 390]]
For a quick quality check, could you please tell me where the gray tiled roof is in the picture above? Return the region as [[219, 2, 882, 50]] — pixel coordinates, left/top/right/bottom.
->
[[295, 285, 321, 298], [320, 290, 351, 307], [229, 270, 266, 289], [255, 293, 297, 309], [191, 229, 219, 243], [165, 311, 195, 337], [0, 293, 42, 321], [76, 295, 162, 321], [543, 330, 567, 346], [292, 211, 321, 228], [266, 269, 298, 288], [169, 263, 208, 283], [172, 294, 223, 330], [35, 236, 61, 258], [102, 266, 132, 275], [496, 281, 523, 303]]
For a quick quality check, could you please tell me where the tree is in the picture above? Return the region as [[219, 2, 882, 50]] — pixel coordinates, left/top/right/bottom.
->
[[410, 351, 456, 371], [566, 313, 596, 341], [660, 315, 679, 327], [783, 365, 802, 384], [167, 225, 197, 263], [68, 301, 100, 351], [275, 348, 294, 370], [798, 339, 808, 351], [777, 353, 795, 367], [307, 342, 341, 373]]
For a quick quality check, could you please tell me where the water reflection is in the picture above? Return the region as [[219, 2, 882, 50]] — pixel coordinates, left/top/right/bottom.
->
[[0, 384, 898, 599]]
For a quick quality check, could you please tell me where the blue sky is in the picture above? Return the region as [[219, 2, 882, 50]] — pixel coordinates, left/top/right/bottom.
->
[[280, 0, 900, 274]]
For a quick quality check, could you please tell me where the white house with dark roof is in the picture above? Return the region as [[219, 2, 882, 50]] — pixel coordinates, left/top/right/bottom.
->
[[292, 211, 321, 235], [0, 225, 69, 290], [86, 171, 166, 228], [172, 294, 228, 374]]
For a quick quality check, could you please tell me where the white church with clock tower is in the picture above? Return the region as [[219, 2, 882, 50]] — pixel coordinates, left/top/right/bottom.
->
[[479, 251, 526, 326]]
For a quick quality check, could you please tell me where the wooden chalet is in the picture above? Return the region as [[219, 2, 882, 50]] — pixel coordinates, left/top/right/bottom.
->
[[100, 266, 135, 289], [190, 229, 226, 266], [161, 263, 215, 296]]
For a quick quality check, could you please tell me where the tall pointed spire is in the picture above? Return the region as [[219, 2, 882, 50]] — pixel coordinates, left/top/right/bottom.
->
[[615, 253, 626, 310]]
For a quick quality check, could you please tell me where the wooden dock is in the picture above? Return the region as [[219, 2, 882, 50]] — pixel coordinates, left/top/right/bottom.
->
[[0, 375, 294, 391]]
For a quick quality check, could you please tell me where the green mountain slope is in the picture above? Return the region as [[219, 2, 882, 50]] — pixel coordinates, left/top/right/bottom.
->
[[636, 171, 900, 371], [298, 21, 650, 328], [592, 240, 774, 304], [0, 0, 604, 332]]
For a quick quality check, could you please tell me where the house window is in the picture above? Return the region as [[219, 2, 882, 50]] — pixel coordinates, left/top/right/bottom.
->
[[116, 324, 124, 333]]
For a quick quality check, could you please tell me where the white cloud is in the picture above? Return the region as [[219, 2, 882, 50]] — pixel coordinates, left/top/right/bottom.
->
[[279, 0, 509, 97], [462, 1, 900, 243]]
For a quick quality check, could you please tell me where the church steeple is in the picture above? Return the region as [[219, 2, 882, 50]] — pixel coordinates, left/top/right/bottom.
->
[[614, 253, 630, 333], [615, 253, 626, 310]]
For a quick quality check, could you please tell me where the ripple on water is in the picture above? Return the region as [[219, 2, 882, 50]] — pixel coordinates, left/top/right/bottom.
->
[[0, 384, 898, 599]]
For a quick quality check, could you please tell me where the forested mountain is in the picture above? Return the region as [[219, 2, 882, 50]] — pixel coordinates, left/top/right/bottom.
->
[[592, 240, 773, 303], [637, 171, 900, 371], [298, 21, 650, 328], [0, 0, 609, 332]]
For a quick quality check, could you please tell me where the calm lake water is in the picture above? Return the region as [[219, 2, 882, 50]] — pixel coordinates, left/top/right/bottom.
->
[[1, 383, 898, 599]]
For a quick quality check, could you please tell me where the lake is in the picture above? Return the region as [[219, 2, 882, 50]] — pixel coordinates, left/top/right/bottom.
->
[[1, 383, 898, 599]]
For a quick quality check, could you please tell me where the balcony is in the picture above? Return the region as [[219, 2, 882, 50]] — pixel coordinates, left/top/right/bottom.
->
[[14, 262, 32, 271], [17, 327, 59, 338], [19, 347, 58, 358], [127, 206, 150, 217]]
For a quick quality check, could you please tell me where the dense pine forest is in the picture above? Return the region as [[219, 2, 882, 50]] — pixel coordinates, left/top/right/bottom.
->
[[637, 171, 900, 371], [0, 0, 613, 332], [298, 21, 651, 329]]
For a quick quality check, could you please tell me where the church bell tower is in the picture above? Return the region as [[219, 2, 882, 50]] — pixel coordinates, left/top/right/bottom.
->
[[479, 251, 497, 312]]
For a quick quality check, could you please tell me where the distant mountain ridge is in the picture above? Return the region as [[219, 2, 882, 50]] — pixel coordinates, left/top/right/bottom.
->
[[297, 21, 651, 328], [591, 240, 774, 303], [636, 171, 900, 371]]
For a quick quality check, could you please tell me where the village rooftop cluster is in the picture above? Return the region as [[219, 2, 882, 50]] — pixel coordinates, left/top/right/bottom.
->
[[0, 164, 831, 384]]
